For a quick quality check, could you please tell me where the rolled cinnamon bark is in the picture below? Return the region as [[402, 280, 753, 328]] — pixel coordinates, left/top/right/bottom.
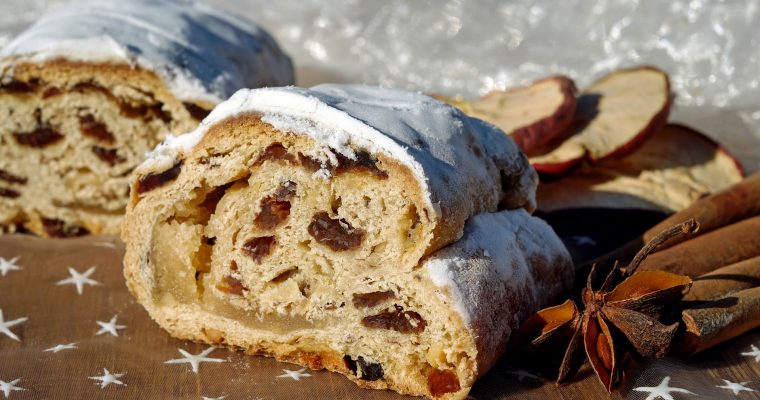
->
[[676, 286, 760, 355], [684, 256, 760, 301], [638, 216, 760, 278], [644, 172, 760, 249]]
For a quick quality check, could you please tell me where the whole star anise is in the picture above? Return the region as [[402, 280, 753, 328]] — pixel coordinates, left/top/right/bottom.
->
[[511, 219, 699, 392]]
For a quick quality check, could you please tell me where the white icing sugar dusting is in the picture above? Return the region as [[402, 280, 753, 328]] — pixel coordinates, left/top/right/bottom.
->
[[424, 209, 572, 336], [141, 84, 538, 229], [0, 0, 293, 103]]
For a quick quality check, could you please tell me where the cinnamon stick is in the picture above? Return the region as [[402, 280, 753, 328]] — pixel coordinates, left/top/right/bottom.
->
[[638, 216, 760, 278], [684, 255, 760, 301], [675, 286, 760, 355], [644, 172, 760, 249]]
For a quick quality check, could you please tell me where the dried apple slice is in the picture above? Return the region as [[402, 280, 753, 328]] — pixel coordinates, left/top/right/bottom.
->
[[531, 66, 671, 175], [537, 124, 744, 213], [434, 76, 577, 154]]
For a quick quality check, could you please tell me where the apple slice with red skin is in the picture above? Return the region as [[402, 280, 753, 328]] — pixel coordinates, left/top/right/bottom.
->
[[434, 76, 577, 154], [531, 66, 671, 175], [536, 124, 744, 214]]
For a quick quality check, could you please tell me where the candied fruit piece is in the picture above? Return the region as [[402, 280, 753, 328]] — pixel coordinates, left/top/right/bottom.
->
[[241, 236, 276, 263], [136, 161, 183, 194], [352, 290, 395, 308], [362, 305, 427, 334], [307, 212, 365, 251], [428, 369, 461, 396]]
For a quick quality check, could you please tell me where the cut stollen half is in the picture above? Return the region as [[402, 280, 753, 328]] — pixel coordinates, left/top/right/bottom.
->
[[434, 76, 577, 155], [537, 124, 744, 213], [0, 0, 293, 237], [530, 66, 671, 175], [122, 85, 573, 399]]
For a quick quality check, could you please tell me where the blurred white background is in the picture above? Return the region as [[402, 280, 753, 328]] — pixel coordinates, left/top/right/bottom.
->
[[2, 0, 759, 172]]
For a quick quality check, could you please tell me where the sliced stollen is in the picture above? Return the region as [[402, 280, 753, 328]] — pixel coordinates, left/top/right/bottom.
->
[[122, 85, 573, 399], [0, 0, 293, 237]]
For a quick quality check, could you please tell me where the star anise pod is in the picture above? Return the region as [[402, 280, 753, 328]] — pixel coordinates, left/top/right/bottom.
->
[[511, 219, 699, 392]]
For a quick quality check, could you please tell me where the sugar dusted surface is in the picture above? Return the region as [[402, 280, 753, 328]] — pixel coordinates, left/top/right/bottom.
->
[[141, 84, 538, 220], [425, 208, 572, 327], [0, 0, 294, 103]]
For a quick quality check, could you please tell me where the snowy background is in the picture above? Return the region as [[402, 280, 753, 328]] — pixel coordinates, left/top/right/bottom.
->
[[1, 0, 759, 173]]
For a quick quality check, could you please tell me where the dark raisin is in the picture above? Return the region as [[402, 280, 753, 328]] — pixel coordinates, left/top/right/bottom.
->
[[254, 199, 291, 230], [0, 170, 27, 185], [136, 161, 183, 194], [121, 102, 172, 123], [241, 236, 276, 263], [352, 291, 395, 308], [183, 102, 211, 120], [42, 218, 89, 238], [253, 143, 296, 166], [42, 87, 63, 98], [335, 150, 388, 179], [204, 236, 217, 246], [270, 268, 297, 283], [357, 357, 384, 381], [343, 355, 358, 374], [428, 369, 461, 396], [92, 146, 126, 166], [298, 152, 322, 172], [361, 305, 427, 334], [12, 126, 63, 147], [79, 115, 115, 144], [307, 212, 365, 251], [0, 187, 20, 198], [216, 275, 245, 295], [0, 78, 39, 93]]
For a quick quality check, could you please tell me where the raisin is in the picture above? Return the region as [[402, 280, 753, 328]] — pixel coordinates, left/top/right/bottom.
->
[[0, 187, 20, 198], [121, 102, 172, 123], [335, 150, 388, 179], [12, 126, 63, 147], [362, 305, 427, 334], [298, 152, 322, 172], [254, 199, 291, 230], [352, 290, 395, 308], [79, 115, 115, 144], [0, 79, 39, 93], [92, 146, 126, 166], [183, 102, 211, 120], [0, 170, 27, 185], [241, 236, 276, 263], [428, 369, 461, 396], [253, 143, 296, 166], [357, 357, 384, 381], [42, 218, 89, 238], [204, 236, 217, 246], [216, 275, 245, 295], [42, 87, 63, 98], [343, 355, 358, 374], [136, 161, 183, 194], [270, 268, 297, 283], [307, 212, 365, 251]]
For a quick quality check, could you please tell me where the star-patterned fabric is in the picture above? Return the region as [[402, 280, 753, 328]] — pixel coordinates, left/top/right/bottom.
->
[[1, 234, 760, 399]]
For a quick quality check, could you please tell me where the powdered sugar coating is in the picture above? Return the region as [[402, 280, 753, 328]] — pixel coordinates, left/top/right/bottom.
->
[[0, 0, 293, 104], [424, 208, 573, 352], [142, 84, 537, 226]]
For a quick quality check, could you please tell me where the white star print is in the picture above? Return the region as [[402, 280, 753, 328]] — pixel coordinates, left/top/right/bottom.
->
[[56, 266, 100, 295], [0, 378, 25, 398], [0, 309, 27, 342], [506, 369, 541, 382], [741, 344, 760, 362], [571, 235, 597, 247], [88, 368, 126, 388], [717, 379, 755, 395], [201, 396, 227, 400], [165, 347, 226, 373], [0, 257, 21, 277], [633, 376, 695, 400], [45, 343, 78, 353], [95, 316, 126, 337], [277, 368, 312, 381]]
